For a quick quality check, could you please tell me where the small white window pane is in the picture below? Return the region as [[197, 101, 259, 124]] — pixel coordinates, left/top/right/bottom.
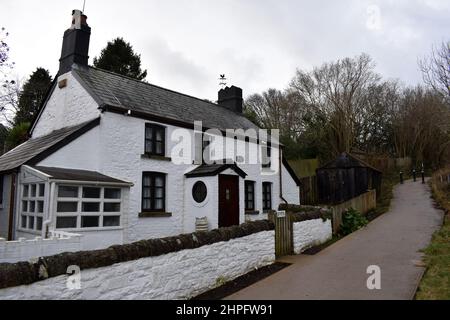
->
[[82, 187, 100, 199], [23, 185, 29, 198], [156, 129, 163, 141], [156, 142, 163, 154], [28, 216, 35, 230], [31, 184, 37, 197], [37, 201, 44, 213], [155, 187, 163, 198], [145, 127, 153, 139], [145, 141, 153, 153], [57, 202, 78, 212], [155, 199, 164, 210], [103, 216, 120, 227], [104, 203, 120, 212], [143, 176, 151, 187], [155, 176, 164, 187], [39, 184, 45, 197], [22, 201, 28, 212], [81, 216, 99, 228], [58, 186, 78, 198], [56, 216, 77, 229], [36, 217, 43, 231], [143, 199, 151, 210], [104, 188, 121, 199], [29, 201, 36, 213], [21, 215, 27, 228], [82, 202, 100, 212], [143, 188, 151, 198]]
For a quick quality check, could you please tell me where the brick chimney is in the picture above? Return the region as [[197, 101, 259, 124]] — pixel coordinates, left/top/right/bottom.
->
[[59, 10, 91, 75], [218, 86, 243, 113]]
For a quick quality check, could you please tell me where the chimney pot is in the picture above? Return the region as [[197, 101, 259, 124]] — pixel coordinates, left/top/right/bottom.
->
[[59, 10, 91, 75]]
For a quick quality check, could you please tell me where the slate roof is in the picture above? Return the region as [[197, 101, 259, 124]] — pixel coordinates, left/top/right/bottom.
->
[[33, 166, 132, 185], [185, 162, 247, 178], [0, 118, 100, 174], [72, 65, 259, 131], [319, 152, 382, 173]]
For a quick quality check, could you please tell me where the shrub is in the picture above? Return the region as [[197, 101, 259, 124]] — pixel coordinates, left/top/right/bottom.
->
[[340, 208, 369, 236]]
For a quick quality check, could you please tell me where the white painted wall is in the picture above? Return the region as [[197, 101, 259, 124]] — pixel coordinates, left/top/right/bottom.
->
[[36, 126, 101, 172], [293, 219, 332, 254], [184, 176, 218, 233], [0, 230, 275, 300], [31, 72, 100, 138], [0, 235, 83, 263], [282, 164, 300, 204], [28, 71, 300, 246]]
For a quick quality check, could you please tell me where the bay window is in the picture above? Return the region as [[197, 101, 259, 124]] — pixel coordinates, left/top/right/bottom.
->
[[20, 183, 45, 232], [55, 185, 122, 229]]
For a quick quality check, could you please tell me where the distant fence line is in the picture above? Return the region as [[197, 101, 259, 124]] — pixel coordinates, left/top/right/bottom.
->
[[329, 190, 377, 234]]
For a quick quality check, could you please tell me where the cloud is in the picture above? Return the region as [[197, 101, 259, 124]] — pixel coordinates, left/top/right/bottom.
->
[[0, 0, 449, 99]]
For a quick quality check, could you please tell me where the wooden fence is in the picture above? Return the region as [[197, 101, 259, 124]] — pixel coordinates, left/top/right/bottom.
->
[[329, 189, 377, 234], [300, 176, 318, 205]]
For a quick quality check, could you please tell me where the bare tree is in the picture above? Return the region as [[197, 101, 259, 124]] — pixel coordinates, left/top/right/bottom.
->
[[290, 53, 381, 156], [419, 41, 450, 101], [0, 27, 18, 126]]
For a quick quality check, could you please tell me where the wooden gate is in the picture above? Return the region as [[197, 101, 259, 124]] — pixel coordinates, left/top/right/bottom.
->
[[269, 212, 293, 257]]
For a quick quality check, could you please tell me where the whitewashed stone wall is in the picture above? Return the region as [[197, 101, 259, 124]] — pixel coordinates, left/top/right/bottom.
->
[[0, 230, 275, 300], [0, 235, 82, 263], [31, 72, 100, 138], [293, 219, 332, 254]]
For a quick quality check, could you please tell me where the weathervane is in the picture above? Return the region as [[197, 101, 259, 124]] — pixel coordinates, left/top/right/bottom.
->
[[219, 74, 227, 88]]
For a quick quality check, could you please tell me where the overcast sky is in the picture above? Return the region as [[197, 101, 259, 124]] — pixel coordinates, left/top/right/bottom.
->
[[1, 0, 449, 101]]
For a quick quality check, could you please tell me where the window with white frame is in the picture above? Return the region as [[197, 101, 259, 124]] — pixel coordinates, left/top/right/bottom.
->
[[20, 183, 45, 232], [55, 185, 122, 230]]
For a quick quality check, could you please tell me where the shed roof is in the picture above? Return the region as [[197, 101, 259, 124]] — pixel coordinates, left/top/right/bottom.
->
[[319, 152, 382, 173]]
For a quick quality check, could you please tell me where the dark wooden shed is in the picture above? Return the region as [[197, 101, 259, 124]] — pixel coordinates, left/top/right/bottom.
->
[[316, 152, 382, 205]]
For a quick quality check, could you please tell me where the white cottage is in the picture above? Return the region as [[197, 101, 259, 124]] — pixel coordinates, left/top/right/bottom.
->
[[0, 10, 300, 250]]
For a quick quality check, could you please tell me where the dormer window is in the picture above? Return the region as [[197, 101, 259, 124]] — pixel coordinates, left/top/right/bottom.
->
[[145, 123, 166, 156]]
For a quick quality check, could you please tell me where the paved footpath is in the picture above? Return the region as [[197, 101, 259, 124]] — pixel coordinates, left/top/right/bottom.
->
[[226, 179, 444, 300]]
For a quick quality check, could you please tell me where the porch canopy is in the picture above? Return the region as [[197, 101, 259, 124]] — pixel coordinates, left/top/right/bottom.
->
[[185, 162, 247, 178]]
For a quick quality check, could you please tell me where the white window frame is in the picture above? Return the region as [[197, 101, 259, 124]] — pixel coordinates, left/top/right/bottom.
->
[[55, 185, 123, 231], [19, 183, 46, 234]]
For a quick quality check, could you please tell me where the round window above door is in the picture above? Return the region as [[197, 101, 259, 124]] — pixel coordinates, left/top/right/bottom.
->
[[192, 181, 207, 203]]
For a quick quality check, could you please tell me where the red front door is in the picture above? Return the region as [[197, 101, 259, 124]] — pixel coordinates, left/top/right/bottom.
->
[[218, 175, 240, 228]]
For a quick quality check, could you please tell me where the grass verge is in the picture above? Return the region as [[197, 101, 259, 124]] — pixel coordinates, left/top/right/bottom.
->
[[415, 170, 450, 300]]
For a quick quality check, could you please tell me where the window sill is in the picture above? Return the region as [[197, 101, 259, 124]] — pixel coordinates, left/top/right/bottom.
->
[[141, 154, 172, 162], [139, 212, 172, 218], [245, 210, 260, 215]]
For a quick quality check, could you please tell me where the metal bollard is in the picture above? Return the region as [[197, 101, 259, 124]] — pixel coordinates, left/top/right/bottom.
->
[[400, 171, 404, 184], [422, 170, 425, 184]]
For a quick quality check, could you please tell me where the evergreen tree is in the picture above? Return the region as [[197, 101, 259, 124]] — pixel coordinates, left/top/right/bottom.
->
[[5, 122, 29, 151], [14, 68, 52, 125], [93, 38, 148, 80]]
